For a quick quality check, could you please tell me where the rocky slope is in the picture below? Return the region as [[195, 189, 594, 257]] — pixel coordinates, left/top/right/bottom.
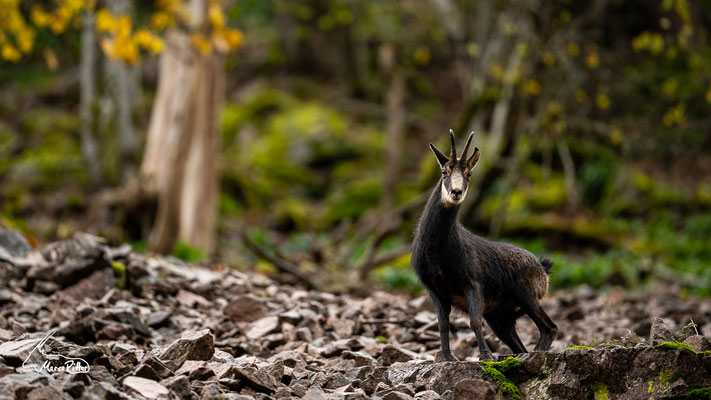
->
[[0, 229, 710, 400]]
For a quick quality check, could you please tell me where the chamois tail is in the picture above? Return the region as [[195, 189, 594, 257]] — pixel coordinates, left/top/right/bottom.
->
[[540, 258, 555, 274]]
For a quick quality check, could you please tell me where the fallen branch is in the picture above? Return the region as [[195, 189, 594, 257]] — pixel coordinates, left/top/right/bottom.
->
[[239, 230, 317, 290]]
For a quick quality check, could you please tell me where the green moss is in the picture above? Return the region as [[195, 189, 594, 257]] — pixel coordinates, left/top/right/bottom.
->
[[687, 386, 711, 399], [590, 382, 609, 400], [657, 341, 697, 353], [484, 357, 523, 372], [565, 345, 595, 351], [648, 380, 654, 394], [659, 368, 678, 390], [375, 336, 388, 343], [481, 357, 524, 400], [112, 261, 126, 289]]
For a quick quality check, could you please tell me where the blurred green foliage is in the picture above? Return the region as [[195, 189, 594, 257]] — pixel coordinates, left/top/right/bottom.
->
[[1, 0, 711, 294], [173, 241, 207, 263], [220, 86, 384, 230]]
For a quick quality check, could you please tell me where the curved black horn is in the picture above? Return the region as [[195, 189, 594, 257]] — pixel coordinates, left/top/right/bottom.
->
[[461, 131, 476, 160], [449, 129, 457, 159]]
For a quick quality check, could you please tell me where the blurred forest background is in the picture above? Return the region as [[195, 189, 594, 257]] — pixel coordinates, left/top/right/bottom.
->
[[0, 0, 710, 295]]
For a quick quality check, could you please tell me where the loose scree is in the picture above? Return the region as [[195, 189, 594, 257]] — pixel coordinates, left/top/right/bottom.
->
[[411, 129, 558, 361]]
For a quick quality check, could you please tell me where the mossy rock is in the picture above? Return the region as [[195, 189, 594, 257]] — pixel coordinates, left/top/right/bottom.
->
[[687, 386, 711, 400], [565, 345, 595, 351], [657, 341, 698, 353], [481, 357, 524, 400], [589, 382, 610, 400]]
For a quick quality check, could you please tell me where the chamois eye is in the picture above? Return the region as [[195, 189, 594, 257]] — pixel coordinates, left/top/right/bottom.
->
[[441, 168, 447, 175], [467, 171, 472, 178]]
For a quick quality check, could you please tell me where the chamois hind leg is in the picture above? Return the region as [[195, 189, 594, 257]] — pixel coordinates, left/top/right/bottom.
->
[[429, 292, 455, 362], [464, 283, 493, 360], [485, 313, 527, 354], [518, 293, 558, 351]]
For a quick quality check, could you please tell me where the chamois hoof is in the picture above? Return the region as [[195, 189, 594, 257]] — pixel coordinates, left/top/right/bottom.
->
[[436, 351, 458, 363]]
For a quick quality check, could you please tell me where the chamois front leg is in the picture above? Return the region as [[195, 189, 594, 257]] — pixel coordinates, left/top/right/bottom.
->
[[430, 292, 455, 362], [464, 283, 493, 361]]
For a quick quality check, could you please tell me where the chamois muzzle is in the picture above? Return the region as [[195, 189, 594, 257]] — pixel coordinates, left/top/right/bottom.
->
[[450, 188, 463, 200]]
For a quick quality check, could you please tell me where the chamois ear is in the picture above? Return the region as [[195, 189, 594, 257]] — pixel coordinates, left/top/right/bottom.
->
[[429, 143, 449, 169], [467, 147, 480, 170]]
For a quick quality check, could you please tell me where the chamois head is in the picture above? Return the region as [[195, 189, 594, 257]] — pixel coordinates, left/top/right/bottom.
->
[[429, 129, 480, 207]]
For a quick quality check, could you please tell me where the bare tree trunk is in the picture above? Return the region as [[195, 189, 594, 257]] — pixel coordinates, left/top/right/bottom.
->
[[379, 43, 405, 209], [105, 0, 139, 182], [178, 56, 222, 251], [79, 11, 103, 187], [141, 0, 222, 254]]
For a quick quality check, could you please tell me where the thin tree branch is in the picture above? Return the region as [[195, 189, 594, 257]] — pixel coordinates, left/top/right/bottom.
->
[[239, 230, 317, 290]]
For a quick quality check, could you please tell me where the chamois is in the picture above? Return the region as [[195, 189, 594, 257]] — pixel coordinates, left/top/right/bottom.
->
[[411, 129, 558, 361]]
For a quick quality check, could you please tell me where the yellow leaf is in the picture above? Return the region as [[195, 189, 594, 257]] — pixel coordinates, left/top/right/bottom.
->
[[113, 34, 138, 64], [632, 33, 648, 52], [16, 27, 35, 53], [413, 47, 430, 66], [662, 104, 685, 127], [596, 93, 610, 110], [2, 44, 21, 62], [567, 43, 580, 56], [706, 82, 711, 104], [151, 11, 174, 30], [522, 79, 541, 96], [224, 28, 243, 50], [96, 9, 116, 33], [610, 127, 623, 145], [585, 52, 599, 69], [133, 29, 151, 45], [542, 52, 555, 67], [208, 3, 224, 29], [134, 29, 163, 53], [49, 16, 67, 34], [31, 6, 50, 27], [116, 15, 132, 37], [191, 33, 212, 55], [650, 34, 664, 55]]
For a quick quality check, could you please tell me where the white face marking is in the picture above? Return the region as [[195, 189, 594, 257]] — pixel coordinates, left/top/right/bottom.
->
[[441, 179, 468, 207], [450, 173, 464, 191]]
